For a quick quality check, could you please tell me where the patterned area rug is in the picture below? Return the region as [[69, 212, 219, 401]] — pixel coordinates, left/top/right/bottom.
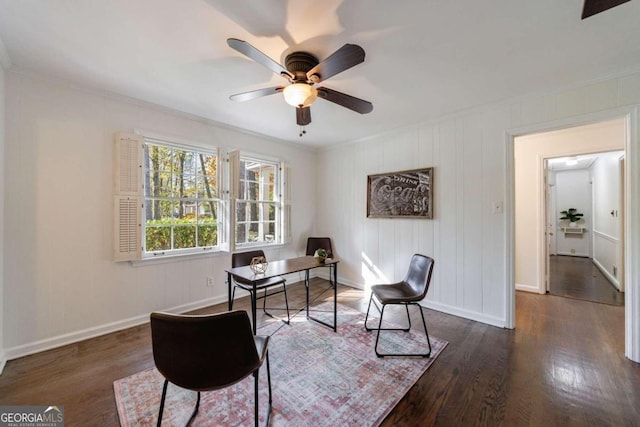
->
[[114, 302, 447, 426]]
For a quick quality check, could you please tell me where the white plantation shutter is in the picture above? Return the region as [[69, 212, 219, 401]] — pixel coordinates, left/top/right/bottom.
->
[[228, 150, 240, 199], [280, 163, 292, 244], [222, 150, 240, 252], [114, 196, 141, 258], [114, 133, 143, 261], [115, 133, 143, 195]]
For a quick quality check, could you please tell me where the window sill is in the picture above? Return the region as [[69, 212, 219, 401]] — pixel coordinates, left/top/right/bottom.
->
[[234, 242, 285, 251], [130, 249, 227, 267]]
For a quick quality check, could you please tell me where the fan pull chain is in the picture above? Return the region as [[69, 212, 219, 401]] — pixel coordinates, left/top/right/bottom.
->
[[299, 126, 307, 138]]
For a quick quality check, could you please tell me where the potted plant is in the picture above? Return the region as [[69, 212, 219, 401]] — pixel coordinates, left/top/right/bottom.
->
[[560, 208, 584, 227], [314, 248, 328, 263]]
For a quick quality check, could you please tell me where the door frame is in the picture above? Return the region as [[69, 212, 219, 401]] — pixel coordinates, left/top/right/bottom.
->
[[505, 106, 640, 363]]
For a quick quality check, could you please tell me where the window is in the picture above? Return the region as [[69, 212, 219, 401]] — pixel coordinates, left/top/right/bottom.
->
[[114, 133, 290, 261], [143, 139, 220, 256], [235, 157, 280, 246]]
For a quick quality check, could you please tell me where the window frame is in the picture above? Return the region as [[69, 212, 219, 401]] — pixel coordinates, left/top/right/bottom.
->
[[234, 155, 282, 248], [141, 136, 222, 259]]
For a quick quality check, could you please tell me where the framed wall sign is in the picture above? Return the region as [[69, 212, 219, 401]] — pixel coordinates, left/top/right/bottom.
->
[[367, 167, 433, 218]]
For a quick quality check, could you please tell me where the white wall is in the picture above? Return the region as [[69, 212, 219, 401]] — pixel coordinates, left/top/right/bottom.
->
[[0, 63, 6, 372], [591, 151, 624, 289], [514, 119, 624, 293], [555, 169, 592, 257], [2, 72, 317, 358], [317, 73, 637, 328]]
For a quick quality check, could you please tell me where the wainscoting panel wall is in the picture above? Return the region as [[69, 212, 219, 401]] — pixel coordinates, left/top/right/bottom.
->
[[2, 72, 317, 358], [317, 72, 640, 328]]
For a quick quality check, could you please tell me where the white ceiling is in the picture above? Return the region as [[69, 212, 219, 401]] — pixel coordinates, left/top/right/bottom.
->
[[548, 151, 625, 171], [1, 0, 640, 147]]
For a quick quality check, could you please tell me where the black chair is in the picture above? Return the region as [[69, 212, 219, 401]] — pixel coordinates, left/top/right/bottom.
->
[[364, 254, 434, 358], [150, 310, 272, 427], [231, 250, 290, 325], [306, 237, 336, 287]]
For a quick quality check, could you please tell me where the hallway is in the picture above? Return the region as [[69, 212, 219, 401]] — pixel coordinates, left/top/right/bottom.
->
[[549, 255, 624, 305]]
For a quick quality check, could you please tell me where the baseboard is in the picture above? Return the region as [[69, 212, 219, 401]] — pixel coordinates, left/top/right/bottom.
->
[[315, 270, 506, 327], [0, 350, 7, 375], [3, 295, 227, 362], [2, 271, 508, 363], [313, 269, 364, 290], [592, 257, 621, 290], [515, 283, 543, 294], [311, 270, 511, 328], [420, 300, 506, 328]]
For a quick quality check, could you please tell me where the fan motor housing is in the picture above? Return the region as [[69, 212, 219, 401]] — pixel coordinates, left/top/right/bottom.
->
[[285, 51, 318, 82]]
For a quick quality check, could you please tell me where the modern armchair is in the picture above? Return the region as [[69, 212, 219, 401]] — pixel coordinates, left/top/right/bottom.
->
[[231, 249, 290, 325], [364, 254, 434, 357], [150, 310, 272, 426], [306, 237, 336, 287]]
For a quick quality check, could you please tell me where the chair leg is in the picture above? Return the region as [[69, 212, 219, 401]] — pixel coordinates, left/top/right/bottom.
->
[[282, 284, 290, 324], [230, 286, 237, 310], [251, 352, 273, 427], [266, 352, 273, 426], [186, 391, 200, 426], [261, 285, 291, 325], [364, 296, 410, 332], [364, 302, 431, 357], [364, 293, 376, 331], [373, 304, 387, 357], [157, 379, 169, 427], [418, 304, 432, 356], [404, 304, 412, 330]]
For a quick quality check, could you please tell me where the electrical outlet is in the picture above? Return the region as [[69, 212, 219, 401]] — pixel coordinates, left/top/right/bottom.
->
[[206, 277, 214, 287], [570, 248, 576, 254]]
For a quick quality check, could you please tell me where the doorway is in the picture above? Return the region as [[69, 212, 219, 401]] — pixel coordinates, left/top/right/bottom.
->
[[511, 115, 638, 356], [544, 151, 625, 306]]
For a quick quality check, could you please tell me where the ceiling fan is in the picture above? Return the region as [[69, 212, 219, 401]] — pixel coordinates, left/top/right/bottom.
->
[[582, 0, 631, 18], [227, 38, 373, 134]]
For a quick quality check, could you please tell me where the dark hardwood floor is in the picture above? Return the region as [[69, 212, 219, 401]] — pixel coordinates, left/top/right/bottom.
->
[[1, 279, 638, 426], [549, 255, 624, 306]]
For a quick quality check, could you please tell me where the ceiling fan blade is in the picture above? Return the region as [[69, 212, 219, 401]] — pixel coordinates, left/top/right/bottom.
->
[[229, 86, 285, 102], [227, 38, 293, 79], [306, 44, 365, 83], [582, 0, 631, 18], [296, 106, 311, 126], [317, 87, 373, 114]]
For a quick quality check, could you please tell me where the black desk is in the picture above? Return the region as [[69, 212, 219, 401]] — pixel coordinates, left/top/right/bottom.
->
[[226, 256, 339, 334]]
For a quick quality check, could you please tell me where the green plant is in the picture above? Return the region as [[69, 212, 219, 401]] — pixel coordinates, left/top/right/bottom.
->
[[560, 208, 584, 223], [315, 248, 328, 259]]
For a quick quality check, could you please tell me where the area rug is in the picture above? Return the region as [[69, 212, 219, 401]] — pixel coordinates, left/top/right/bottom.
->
[[114, 302, 448, 426]]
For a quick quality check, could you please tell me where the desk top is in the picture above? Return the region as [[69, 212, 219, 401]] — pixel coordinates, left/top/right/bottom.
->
[[226, 255, 338, 281]]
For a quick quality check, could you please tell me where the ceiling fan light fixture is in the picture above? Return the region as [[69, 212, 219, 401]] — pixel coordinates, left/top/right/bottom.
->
[[283, 83, 317, 107]]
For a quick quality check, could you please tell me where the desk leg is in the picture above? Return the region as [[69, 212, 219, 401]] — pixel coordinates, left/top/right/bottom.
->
[[227, 272, 232, 311], [333, 263, 338, 332], [306, 264, 338, 332], [251, 282, 257, 335], [305, 269, 310, 319]]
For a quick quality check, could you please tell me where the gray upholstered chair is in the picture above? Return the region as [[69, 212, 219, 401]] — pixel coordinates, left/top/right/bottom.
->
[[150, 310, 272, 426], [364, 254, 434, 357]]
